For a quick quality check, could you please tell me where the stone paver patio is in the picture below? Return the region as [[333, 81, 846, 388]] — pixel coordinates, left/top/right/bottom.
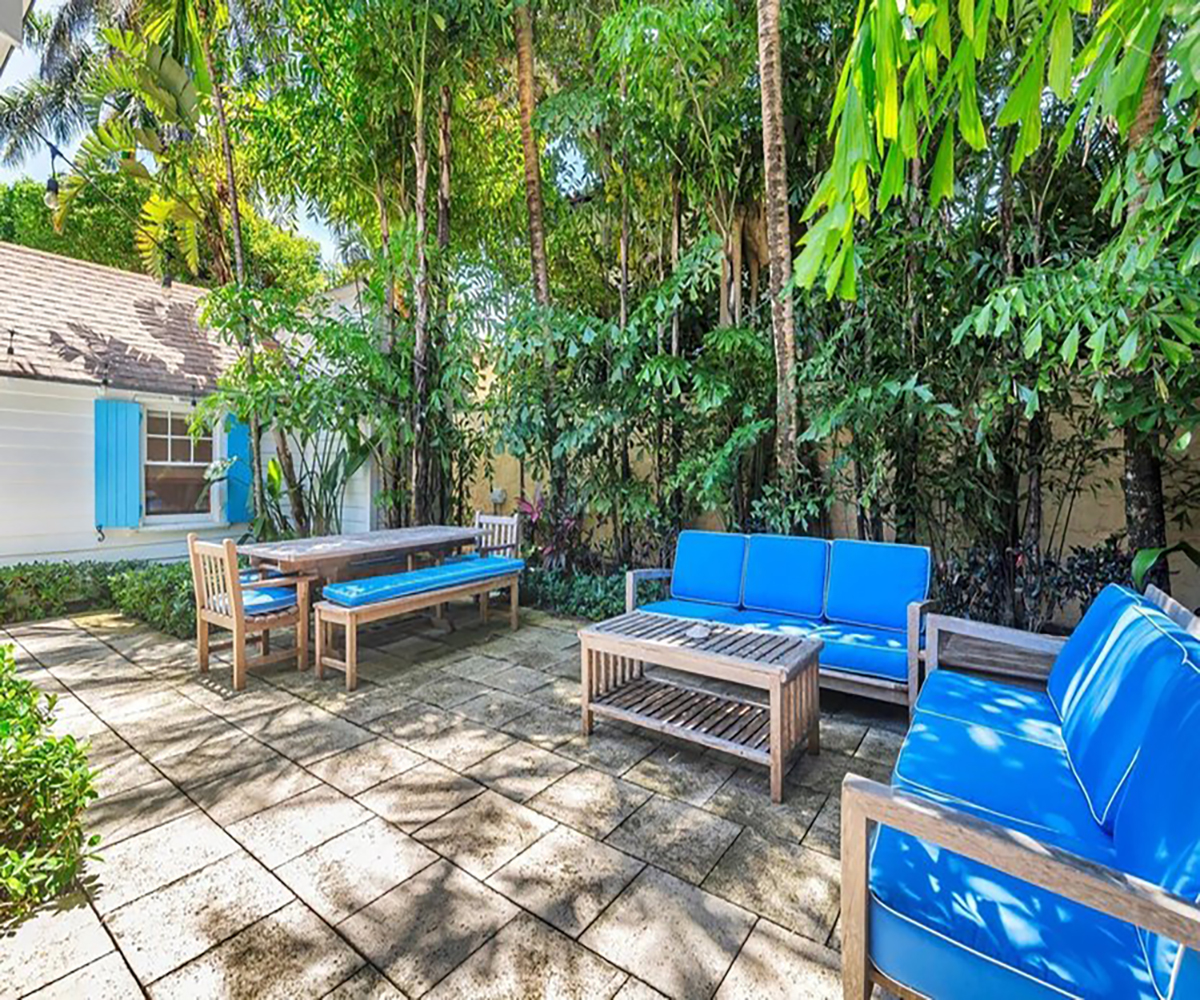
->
[[2, 603, 904, 999]]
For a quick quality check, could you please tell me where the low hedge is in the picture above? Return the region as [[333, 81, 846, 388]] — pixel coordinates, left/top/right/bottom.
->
[[108, 563, 197, 640], [0, 561, 141, 625], [0, 645, 98, 924], [521, 567, 667, 620]]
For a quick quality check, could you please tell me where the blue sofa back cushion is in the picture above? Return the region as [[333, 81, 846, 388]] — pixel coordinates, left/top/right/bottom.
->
[[323, 556, 524, 608], [670, 530, 747, 607], [740, 535, 829, 619], [1114, 662, 1200, 1000], [1058, 602, 1186, 832], [823, 539, 931, 632]]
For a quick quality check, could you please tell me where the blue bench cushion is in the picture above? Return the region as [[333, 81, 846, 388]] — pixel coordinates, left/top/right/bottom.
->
[[893, 711, 1115, 857], [322, 556, 524, 608], [1114, 663, 1200, 1000], [869, 826, 1155, 1000], [824, 539, 930, 632], [639, 599, 748, 626], [813, 623, 908, 681], [915, 670, 1064, 749], [670, 530, 747, 607], [221, 585, 296, 616], [740, 535, 829, 619]]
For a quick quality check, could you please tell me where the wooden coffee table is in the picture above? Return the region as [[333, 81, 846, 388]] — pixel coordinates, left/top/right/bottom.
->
[[579, 611, 822, 802]]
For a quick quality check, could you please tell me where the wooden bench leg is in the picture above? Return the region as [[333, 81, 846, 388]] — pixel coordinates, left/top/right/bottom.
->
[[510, 577, 519, 630], [232, 626, 248, 692], [262, 629, 270, 656], [580, 643, 594, 735], [315, 611, 326, 680], [480, 590, 489, 624], [197, 619, 210, 673], [841, 785, 872, 999], [807, 665, 820, 755], [346, 614, 358, 692]]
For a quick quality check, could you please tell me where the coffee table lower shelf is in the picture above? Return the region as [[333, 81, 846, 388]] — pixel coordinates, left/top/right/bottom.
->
[[590, 676, 773, 765]]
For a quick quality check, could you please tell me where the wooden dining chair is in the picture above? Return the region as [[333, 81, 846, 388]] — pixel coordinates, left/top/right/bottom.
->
[[473, 512, 522, 557], [187, 534, 314, 690]]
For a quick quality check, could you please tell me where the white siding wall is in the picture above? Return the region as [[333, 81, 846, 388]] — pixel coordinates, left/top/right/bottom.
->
[[256, 433, 374, 534]]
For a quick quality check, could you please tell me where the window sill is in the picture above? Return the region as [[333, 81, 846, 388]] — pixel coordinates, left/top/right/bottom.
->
[[137, 518, 229, 533]]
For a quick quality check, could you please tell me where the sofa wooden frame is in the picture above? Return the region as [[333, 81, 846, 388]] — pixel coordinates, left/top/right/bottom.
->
[[839, 583, 1200, 1000]]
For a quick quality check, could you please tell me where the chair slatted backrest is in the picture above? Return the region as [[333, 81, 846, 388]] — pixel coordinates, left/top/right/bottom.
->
[[474, 512, 521, 557], [187, 534, 243, 620]]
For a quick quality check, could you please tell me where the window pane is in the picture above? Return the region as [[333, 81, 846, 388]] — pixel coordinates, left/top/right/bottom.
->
[[145, 465, 210, 516], [193, 438, 212, 463], [147, 436, 169, 461], [169, 436, 192, 463], [170, 415, 189, 437], [147, 414, 168, 435]]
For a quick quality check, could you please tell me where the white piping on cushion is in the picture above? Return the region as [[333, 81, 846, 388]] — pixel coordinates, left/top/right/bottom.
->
[[891, 770, 1070, 839]]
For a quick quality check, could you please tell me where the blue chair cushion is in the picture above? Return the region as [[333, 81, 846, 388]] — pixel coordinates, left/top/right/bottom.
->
[[915, 670, 1064, 749], [813, 623, 908, 682], [1114, 661, 1200, 1000], [239, 567, 283, 583], [740, 535, 829, 619], [1058, 602, 1190, 832], [893, 711, 1115, 857], [639, 599, 748, 626], [232, 585, 297, 616], [869, 825, 1155, 1000], [824, 539, 930, 632], [669, 530, 747, 607], [322, 556, 524, 608]]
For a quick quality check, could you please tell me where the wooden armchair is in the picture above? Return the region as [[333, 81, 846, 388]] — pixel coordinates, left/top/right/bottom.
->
[[187, 534, 314, 690], [472, 512, 522, 557]]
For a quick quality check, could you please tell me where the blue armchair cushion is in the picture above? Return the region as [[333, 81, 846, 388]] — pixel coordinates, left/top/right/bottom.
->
[[915, 670, 1064, 749], [322, 556, 524, 608], [1114, 662, 1200, 1000], [869, 826, 1155, 1000], [740, 535, 829, 619], [669, 530, 747, 607], [824, 539, 930, 632], [216, 585, 297, 617], [813, 623, 908, 682]]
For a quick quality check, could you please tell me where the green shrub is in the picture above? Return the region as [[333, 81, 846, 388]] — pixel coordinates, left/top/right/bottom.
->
[[0, 645, 98, 924], [522, 567, 666, 620], [108, 563, 197, 640], [0, 561, 140, 625]]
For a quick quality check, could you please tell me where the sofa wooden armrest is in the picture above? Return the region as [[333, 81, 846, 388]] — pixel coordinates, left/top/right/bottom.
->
[[905, 599, 937, 708], [625, 568, 673, 612], [924, 612, 1067, 685], [840, 773, 1200, 1000]]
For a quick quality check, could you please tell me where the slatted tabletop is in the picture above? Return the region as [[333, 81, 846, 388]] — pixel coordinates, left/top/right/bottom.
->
[[239, 526, 482, 579]]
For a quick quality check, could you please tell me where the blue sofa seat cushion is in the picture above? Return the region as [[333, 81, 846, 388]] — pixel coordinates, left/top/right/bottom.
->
[[740, 535, 829, 619], [813, 623, 908, 682], [670, 530, 747, 607], [216, 585, 297, 617], [322, 556, 524, 608], [869, 826, 1156, 1000], [824, 539, 930, 632], [915, 670, 1064, 749], [639, 599, 749, 626], [893, 711, 1115, 857]]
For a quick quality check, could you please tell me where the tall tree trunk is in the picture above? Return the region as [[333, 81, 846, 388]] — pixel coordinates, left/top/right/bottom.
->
[[756, 0, 797, 485], [432, 84, 453, 523], [411, 93, 432, 525], [670, 165, 681, 356], [893, 156, 923, 543], [437, 85, 452, 252], [1123, 47, 1169, 592]]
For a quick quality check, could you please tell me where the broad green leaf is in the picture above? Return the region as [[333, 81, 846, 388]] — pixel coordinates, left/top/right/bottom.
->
[[1117, 330, 1139, 365], [1048, 3, 1073, 100], [959, 0, 975, 40], [1061, 326, 1081, 363], [930, 126, 956, 206]]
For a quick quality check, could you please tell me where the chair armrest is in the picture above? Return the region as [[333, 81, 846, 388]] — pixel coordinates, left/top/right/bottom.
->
[[926, 612, 1066, 684], [906, 600, 937, 709], [840, 774, 1200, 950], [625, 568, 672, 612]]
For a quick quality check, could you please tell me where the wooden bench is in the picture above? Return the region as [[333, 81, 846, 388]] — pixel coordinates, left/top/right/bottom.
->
[[314, 557, 523, 690]]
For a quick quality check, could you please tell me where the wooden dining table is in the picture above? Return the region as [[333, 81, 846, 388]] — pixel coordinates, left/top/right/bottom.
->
[[238, 525, 483, 584]]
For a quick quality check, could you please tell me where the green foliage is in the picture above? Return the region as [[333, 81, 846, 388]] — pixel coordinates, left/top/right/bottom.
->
[[1132, 541, 1200, 592], [0, 562, 139, 625], [521, 568, 666, 621], [0, 645, 99, 924], [108, 563, 197, 640]]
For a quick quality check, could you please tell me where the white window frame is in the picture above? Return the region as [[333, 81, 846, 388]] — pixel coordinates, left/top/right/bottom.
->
[[139, 401, 226, 528]]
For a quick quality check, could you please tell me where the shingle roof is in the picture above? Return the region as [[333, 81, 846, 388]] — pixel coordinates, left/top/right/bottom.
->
[[0, 241, 239, 396]]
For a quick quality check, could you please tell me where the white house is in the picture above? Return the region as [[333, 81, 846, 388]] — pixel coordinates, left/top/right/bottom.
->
[[0, 243, 372, 565]]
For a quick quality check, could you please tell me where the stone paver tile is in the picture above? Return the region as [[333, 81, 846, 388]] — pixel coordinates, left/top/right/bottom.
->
[[408, 674, 486, 709], [606, 796, 741, 885], [181, 675, 304, 724], [802, 795, 840, 858], [425, 911, 625, 1000], [23, 952, 142, 1000], [502, 705, 581, 750], [91, 744, 162, 799], [580, 867, 755, 1000], [404, 716, 514, 772], [0, 893, 112, 998], [624, 745, 736, 806], [528, 676, 583, 710], [704, 768, 826, 843], [704, 829, 840, 940], [365, 700, 461, 742], [47, 696, 112, 738], [856, 728, 905, 768], [305, 685, 416, 728], [275, 818, 437, 924], [307, 738, 424, 796], [189, 755, 321, 827], [153, 730, 280, 790], [415, 790, 556, 879], [356, 760, 484, 833], [119, 707, 240, 763], [787, 751, 890, 794], [487, 826, 643, 938], [87, 776, 196, 848], [611, 979, 668, 1000], [90, 810, 239, 915], [454, 689, 535, 729], [226, 784, 372, 869], [440, 653, 509, 681], [148, 900, 363, 1000], [374, 632, 445, 659], [339, 859, 517, 998], [236, 703, 374, 765], [714, 919, 842, 1000], [504, 644, 571, 671], [464, 741, 577, 802], [484, 664, 551, 696], [526, 767, 651, 840], [557, 730, 657, 776], [819, 717, 869, 756], [105, 851, 293, 984], [354, 661, 442, 694], [324, 966, 408, 1000]]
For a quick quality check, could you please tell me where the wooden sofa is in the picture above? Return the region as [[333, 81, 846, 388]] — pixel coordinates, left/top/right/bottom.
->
[[626, 531, 934, 709], [841, 583, 1200, 999]]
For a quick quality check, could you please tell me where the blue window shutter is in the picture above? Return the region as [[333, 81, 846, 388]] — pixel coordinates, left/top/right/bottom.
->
[[225, 416, 253, 524], [94, 399, 142, 529]]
